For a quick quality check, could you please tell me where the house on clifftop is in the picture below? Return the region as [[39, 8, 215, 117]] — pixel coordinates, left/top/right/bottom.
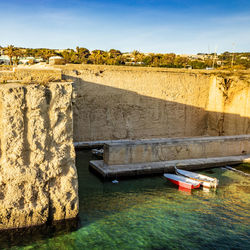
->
[[49, 56, 65, 65]]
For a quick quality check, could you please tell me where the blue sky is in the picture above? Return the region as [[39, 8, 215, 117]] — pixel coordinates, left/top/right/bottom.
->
[[1, 0, 250, 53]]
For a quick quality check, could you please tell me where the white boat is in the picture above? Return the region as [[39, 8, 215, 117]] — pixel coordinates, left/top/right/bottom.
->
[[175, 167, 218, 188], [225, 166, 250, 176], [163, 173, 200, 190], [92, 148, 104, 158]]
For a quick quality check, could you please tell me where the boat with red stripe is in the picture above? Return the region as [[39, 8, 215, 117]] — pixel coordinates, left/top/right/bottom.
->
[[175, 167, 219, 188], [164, 173, 200, 190]]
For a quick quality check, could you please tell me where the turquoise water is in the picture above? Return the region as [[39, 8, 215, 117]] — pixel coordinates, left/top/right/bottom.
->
[[2, 150, 250, 249]]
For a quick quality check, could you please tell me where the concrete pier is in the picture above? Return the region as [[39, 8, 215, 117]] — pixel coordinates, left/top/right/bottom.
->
[[90, 135, 250, 178]]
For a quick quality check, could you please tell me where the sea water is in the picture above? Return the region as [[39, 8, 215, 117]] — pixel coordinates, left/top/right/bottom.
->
[[1, 150, 249, 249]]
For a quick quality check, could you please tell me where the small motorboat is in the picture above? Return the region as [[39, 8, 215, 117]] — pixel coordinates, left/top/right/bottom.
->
[[91, 148, 104, 158], [175, 167, 218, 188], [164, 173, 200, 190], [225, 166, 250, 176]]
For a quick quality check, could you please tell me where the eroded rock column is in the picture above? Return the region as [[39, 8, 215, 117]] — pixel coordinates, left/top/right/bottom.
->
[[0, 82, 78, 230]]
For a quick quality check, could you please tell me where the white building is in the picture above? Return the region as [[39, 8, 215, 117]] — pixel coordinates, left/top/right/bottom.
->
[[49, 56, 65, 65], [0, 55, 10, 65], [19, 56, 37, 64]]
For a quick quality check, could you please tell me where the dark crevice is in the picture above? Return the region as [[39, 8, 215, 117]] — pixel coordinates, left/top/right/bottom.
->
[[22, 87, 31, 167]]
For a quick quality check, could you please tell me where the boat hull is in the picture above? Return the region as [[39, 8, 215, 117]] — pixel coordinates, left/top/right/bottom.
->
[[168, 178, 199, 189], [175, 167, 218, 188], [164, 174, 200, 190]]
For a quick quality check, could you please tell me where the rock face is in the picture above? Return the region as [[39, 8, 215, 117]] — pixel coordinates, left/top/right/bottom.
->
[[65, 66, 212, 141], [59, 65, 250, 142], [1, 66, 249, 142], [206, 75, 250, 136], [0, 82, 78, 230]]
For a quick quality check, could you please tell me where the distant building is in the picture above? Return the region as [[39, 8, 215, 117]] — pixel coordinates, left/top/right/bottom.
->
[[49, 56, 65, 65], [55, 49, 72, 53], [125, 61, 144, 65], [19, 56, 36, 65], [180, 54, 210, 61], [0, 48, 4, 55], [0, 55, 10, 65]]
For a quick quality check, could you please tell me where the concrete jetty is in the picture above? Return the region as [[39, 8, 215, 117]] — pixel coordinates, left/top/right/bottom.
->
[[89, 135, 250, 178]]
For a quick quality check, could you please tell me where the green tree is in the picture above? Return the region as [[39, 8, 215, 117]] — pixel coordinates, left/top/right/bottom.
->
[[37, 49, 56, 63], [76, 47, 90, 63], [109, 49, 122, 58], [132, 50, 142, 64], [13, 49, 24, 65], [5, 45, 16, 65], [90, 50, 107, 64], [189, 60, 206, 69]]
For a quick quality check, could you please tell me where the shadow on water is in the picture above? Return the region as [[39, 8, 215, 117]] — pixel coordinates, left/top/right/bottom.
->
[[237, 163, 250, 174], [0, 218, 79, 249]]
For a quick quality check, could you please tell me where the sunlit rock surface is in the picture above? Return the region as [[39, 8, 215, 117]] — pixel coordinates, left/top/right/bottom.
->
[[58, 65, 250, 141], [0, 82, 78, 230]]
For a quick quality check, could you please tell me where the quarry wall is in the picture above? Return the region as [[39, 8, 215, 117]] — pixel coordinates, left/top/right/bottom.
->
[[59, 65, 250, 142], [0, 82, 78, 230], [1, 66, 249, 142]]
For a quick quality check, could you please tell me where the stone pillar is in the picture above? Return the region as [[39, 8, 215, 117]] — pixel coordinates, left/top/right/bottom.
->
[[0, 82, 78, 230]]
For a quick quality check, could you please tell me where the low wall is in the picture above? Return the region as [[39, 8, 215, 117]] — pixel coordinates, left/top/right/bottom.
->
[[104, 135, 250, 165], [90, 135, 250, 177], [0, 67, 62, 83], [0, 82, 78, 230]]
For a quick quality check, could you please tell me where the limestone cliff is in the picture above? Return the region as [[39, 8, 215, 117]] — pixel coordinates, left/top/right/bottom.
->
[[62, 66, 212, 141], [206, 73, 250, 135], [1, 65, 249, 142], [0, 82, 78, 230], [59, 65, 250, 141]]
